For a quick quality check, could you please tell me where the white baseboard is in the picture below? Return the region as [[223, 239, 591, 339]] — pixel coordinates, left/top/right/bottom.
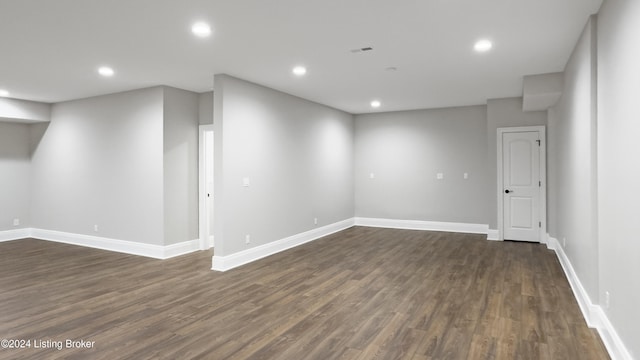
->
[[354, 217, 489, 235], [546, 235, 633, 360], [0, 228, 32, 242], [547, 236, 599, 327], [212, 218, 355, 272], [31, 228, 168, 259], [591, 306, 634, 360], [487, 229, 500, 241], [1, 228, 199, 260]]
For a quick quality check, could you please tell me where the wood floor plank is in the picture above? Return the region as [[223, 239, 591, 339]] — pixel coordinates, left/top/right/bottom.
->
[[0, 228, 610, 359]]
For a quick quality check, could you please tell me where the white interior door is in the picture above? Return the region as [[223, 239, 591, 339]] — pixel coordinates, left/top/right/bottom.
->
[[502, 131, 541, 242]]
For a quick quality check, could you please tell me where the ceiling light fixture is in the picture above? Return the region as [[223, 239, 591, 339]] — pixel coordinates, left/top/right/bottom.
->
[[0, 89, 9, 97], [98, 66, 115, 77], [192, 22, 212, 37], [292, 66, 307, 76], [370, 100, 381, 108], [474, 39, 493, 52]]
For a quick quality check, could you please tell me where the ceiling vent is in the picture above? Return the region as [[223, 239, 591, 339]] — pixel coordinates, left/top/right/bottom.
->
[[350, 47, 374, 53]]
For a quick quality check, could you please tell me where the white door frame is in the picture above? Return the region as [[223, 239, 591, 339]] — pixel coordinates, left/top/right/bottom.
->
[[497, 126, 547, 242], [198, 124, 214, 250]]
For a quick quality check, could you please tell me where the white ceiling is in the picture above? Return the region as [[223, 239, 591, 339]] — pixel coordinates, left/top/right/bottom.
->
[[0, 0, 602, 114]]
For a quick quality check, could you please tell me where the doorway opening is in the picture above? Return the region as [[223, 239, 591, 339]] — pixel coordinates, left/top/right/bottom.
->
[[199, 125, 214, 250]]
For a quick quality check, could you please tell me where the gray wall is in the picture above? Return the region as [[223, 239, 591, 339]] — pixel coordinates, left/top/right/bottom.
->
[[354, 106, 489, 224], [0, 123, 31, 231], [486, 98, 547, 230], [550, 5, 640, 356], [597, 0, 640, 356], [30, 87, 166, 245], [548, 17, 599, 301], [214, 74, 354, 256], [163, 87, 200, 245], [198, 91, 214, 125]]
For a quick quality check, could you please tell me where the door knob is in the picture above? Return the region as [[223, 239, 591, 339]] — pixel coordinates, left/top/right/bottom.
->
[[505, 189, 513, 194]]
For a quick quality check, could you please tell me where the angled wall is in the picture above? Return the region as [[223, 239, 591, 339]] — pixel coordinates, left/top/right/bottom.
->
[[30, 87, 166, 245], [596, 0, 640, 357], [213, 75, 354, 258], [548, 17, 599, 301], [549, 7, 639, 358]]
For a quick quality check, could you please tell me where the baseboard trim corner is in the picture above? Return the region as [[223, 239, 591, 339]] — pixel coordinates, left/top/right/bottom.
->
[[545, 234, 558, 251], [0, 228, 32, 242], [487, 229, 500, 241], [164, 239, 201, 259], [354, 217, 489, 235], [212, 218, 355, 272]]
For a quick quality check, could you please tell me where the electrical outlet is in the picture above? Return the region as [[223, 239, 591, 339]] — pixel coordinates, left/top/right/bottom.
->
[[563, 237, 566, 247], [436, 173, 444, 180], [314, 218, 318, 225], [13, 218, 20, 226], [605, 291, 610, 309], [94, 224, 99, 232], [245, 234, 251, 244], [463, 173, 469, 179], [369, 173, 375, 179]]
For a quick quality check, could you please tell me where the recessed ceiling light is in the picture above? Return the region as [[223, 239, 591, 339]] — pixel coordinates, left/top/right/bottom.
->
[[370, 100, 381, 108], [0, 89, 9, 97], [292, 66, 307, 76], [474, 39, 493, 52], [192, 22, 212, 37], [98, 66, 115, 77]]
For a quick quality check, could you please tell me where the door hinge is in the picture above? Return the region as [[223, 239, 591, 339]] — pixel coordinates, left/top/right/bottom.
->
[[539, 221, 542, 228], [536, 139, 541, 146], [539, 181, 541, 187]]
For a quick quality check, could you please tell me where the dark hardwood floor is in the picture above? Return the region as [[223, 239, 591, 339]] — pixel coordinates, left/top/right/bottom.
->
[[0, 227, 609, 359]]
